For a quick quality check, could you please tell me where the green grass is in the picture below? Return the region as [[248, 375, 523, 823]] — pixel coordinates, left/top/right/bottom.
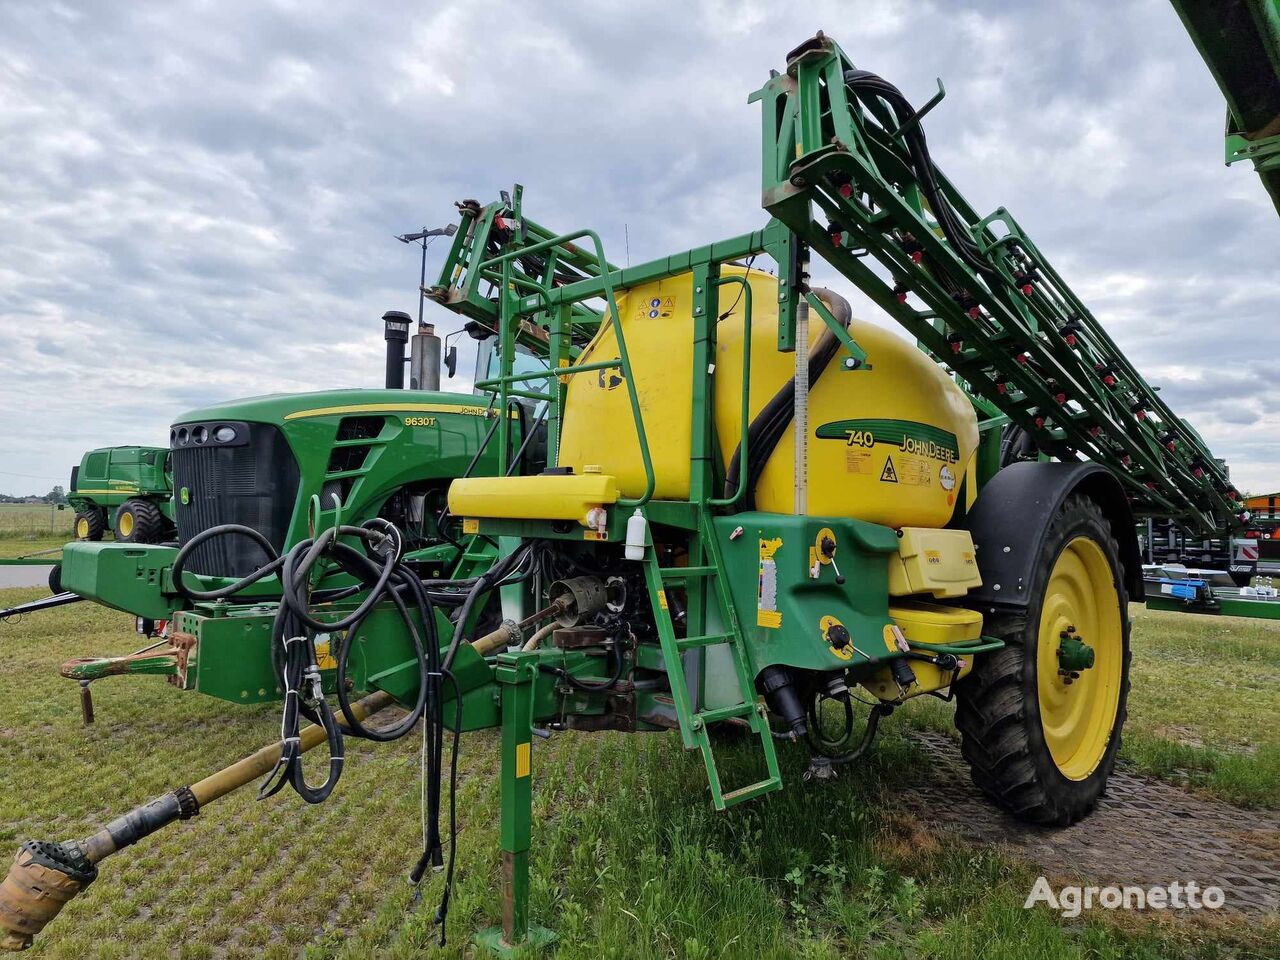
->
[[0, 589, 1273, 959], [0, 502, 74, 542]]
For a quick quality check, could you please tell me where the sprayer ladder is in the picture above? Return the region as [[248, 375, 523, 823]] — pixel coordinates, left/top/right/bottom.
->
[[642, 510, 781, 810]]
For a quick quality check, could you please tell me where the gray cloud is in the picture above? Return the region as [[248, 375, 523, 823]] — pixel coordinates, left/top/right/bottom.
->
[[0, 0, 1276, 496]]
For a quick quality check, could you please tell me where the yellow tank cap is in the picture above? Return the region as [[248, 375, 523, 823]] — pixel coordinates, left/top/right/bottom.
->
[[448, 474, 619, 524]]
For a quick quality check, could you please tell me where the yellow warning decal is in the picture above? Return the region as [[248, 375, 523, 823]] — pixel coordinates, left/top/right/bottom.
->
[[880, 457, 898, 483], [657, 589, 669, 611], [462, 519, 479, 534], [515, 742, 531, 778], [314, 640, 337, 671]]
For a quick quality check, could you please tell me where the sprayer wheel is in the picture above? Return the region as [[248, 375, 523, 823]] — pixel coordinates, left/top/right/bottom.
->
[[74, 510, 105, 542], [114, 499, 165, 544], [955, 495, 1130, 826]]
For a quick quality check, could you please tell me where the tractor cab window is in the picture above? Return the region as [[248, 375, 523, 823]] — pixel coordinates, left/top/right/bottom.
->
[[471, 338, 549, 415]]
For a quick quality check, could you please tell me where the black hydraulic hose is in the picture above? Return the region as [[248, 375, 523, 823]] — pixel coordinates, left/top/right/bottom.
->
[[170, 524, 283, 600], [723, 288, 851, 506], [257, 609, 344, 804], [165, 515, 462, 927], [843, 70, 995, 279], [814, 702, 892, 766], [537, 638, 627, 692], [441, 541, 536, 672], [999, 422, 1038, 469]]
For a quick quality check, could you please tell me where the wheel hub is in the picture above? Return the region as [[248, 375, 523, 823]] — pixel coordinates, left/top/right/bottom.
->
[[1056, 627, 1095, 682]]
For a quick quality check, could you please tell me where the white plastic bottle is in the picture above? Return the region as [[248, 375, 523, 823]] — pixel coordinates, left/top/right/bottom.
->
[[625, 509, 647, 561]]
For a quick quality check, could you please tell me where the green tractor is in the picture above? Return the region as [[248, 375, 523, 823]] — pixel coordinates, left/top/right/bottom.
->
[[53, 312, 546, 706], [68, 445, 174, 544]]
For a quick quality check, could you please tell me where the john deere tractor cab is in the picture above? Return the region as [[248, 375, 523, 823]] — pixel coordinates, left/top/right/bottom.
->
[[2, 32, 1246, 956]]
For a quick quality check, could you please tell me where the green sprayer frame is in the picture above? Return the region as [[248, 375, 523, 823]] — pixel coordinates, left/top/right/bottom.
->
[[419, 32, 1243, 950]]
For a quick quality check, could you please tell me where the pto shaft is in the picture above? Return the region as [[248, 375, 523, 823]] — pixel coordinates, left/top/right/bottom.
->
[[0, 691, 393, 951]]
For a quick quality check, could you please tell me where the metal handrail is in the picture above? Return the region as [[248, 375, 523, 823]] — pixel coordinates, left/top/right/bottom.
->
[[707, 275, 753, 508], [480, 228, 656, 507]]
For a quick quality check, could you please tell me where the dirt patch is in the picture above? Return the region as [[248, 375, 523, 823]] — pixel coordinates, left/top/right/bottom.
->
[[899, 731, 1280, 915]]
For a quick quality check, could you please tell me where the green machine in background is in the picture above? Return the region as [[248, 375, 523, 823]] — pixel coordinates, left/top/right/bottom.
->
[[0, 31, 1250, 958], [49, 308, 546, 708], [1170, 0, 1280, 215], [68, 445, 173, 544], [58, 383, 537, 702]]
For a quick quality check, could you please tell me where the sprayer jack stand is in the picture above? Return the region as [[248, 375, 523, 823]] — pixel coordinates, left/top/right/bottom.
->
[[475, 651, 556, 956]]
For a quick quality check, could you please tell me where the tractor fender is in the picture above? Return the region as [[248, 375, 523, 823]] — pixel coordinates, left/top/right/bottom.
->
[[962, 461, 1143, 611]]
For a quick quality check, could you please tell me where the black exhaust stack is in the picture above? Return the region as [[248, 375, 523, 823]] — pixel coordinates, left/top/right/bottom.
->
[[382, 310, 411, 389]]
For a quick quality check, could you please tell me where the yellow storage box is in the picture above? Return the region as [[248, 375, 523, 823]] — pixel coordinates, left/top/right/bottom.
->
[[887, 527, 982, 598]]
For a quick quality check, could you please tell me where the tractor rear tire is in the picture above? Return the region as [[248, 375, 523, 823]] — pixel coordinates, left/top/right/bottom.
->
[[74, 510, 105, 542], [115, 499, 166, 544], [956, 495, 1131, 827]]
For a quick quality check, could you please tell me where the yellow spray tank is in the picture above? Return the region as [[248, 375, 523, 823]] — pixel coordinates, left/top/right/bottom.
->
[[557, 266, 978, 529]]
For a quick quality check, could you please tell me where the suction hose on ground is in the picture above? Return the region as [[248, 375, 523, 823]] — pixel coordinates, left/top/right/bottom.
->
[[0, 692, 393, 951]]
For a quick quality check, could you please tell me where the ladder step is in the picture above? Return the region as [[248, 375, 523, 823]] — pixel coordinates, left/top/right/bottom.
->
[[720, 776, 783, 807], [659, 565, 717, 580], [676, 632, 735, 650], [696, 702, 755, 726]]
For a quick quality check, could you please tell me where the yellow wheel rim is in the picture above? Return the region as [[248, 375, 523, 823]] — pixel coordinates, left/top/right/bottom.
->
[[75, 517, 89, 539], [1036, 536, 1123, 781], [118, 511, 134, 538]]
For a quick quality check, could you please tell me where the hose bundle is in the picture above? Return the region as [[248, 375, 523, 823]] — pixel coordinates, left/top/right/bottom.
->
[[843, 69, 995, 279]]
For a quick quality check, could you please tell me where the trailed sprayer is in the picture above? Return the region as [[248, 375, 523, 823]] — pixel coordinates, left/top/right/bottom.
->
[[0, 32, 1245, 954]]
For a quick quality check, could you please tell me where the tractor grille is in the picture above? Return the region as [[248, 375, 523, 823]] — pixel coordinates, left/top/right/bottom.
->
[[170, 422, 300, 577]]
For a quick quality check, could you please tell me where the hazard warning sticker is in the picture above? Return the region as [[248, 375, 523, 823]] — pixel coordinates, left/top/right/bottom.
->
[[880, 456, 898, 483]]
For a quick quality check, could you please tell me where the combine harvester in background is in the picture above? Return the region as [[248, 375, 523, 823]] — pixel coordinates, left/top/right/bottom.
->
[[0, 30, 1252, 956], [67, 445, 174, 545], [0, 444, 173, 614]]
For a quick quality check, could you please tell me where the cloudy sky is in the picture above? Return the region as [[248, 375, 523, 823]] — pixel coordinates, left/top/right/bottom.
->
[[0, 0, 1276, 496]]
